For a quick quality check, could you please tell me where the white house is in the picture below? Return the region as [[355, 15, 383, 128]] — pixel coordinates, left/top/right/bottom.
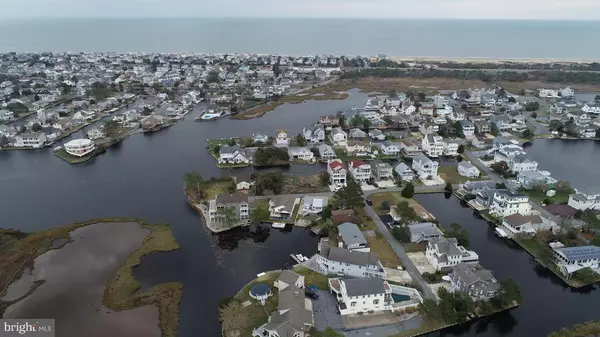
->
[[459, 120, 475, 138], [349, 160, 372, 182], [318, 144, 336, 160], [378, 141, 401, 156], [328, 278, 392, 316], [268, 195, 297, 221], [0, 109, 14, 121], [407, 222, 443, 243], [64, 138, 95, 157], [539, 89, 559, 98], [14, 132, 47, 148], [345, 141, 371, 156], [317, 247, 386, 279], [509, 154, 539, 173], [422, 135, 444, 158], [457, 161, 480, 178], [400, 139, 421, 157], [327, 159, 347, 186], [218, 145, 251, 164], [394, 163, 415, 181], [501, 213, 555, 238], [330, 127, 348, 145], [275, 130, 290, 146], [582, 104, 600, 115], [302, 196, 328, 215], [426, 237, 479, 271], [553, 246, 600, 276], [369, 129, 386, 141], [337, 222, 370, 252], [288, 147, 314, 161], [412, 153, 439, 180], [302, 125, 326, 143], [87, 128, 106, 140], [443, 140, 460, 157], [567, 187, 600, 211], [560, 87, 575, 99], [489, 191, 531, 217]]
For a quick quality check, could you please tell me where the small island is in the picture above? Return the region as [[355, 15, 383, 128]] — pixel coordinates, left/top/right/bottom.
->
[[548, 321, 600, 337], [0, 217, 182, 337]]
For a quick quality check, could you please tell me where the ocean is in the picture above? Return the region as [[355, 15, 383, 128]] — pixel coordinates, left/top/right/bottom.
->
[[1, 18, 600, 59]]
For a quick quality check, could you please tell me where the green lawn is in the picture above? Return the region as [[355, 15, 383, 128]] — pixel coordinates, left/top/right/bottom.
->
[[438, 165, 485, 184], [54, 148, 94, 164], [582, 211, 600, 230], [204, 179, 236, 200], [367, 192, 417, 216], [293, 266, 329, 289], [521, 189, 572, 205]]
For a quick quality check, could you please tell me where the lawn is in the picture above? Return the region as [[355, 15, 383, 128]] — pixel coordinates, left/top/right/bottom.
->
[[582, 211, 600, 229], [293, 266, 330, 289], [54, 148, 95, 164], [402, 242, 427, 253], [438, 165, 484, 184], [367, 192, 417, 216], [203, 179, 236, 201], [521, 189, 572, 205], [365, 231, 402, 268]]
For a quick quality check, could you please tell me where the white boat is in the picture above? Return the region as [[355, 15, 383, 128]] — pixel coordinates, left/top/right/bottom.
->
[[290, 254, 303, 264], [495, 227, 508, 238], [272, 222, 286, 229], [442, 275, 451, 282]]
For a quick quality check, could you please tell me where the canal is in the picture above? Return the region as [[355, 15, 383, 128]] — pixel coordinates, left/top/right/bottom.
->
[[415, 193, 600, 337]]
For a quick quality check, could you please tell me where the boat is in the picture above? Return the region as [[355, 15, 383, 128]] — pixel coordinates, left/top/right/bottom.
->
[[495, 227, 509, 238], [271, 222, 286, 229], [441, 275, 452, 282], [290, 254, 303, 264]]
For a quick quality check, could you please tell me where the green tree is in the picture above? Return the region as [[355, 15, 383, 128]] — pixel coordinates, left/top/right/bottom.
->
[[530, 111, 538, 119], [0, 135, 8, 147], [596, 129, 600, 139], [218, 206, 239, 228], [335, 177, 364, 209], [522, 128, 535, 139], [31, 123, 42, 132], [491, 123, 500, 136], [319, 172, 330, 186], [445, 182, 453, 193], [183, 171, 205, 200], [383, 116, 393, 126], [350, 115, 363, 128], [457, 144, 465, 154], [573, 268, 599, 284], [380, 200, 390, 211], [103, 120, 120, 137], [595, 94, 600, 102], [508, 96, 517, 103], [391, 227, 410, 242], [362, 118, 372, 129], [401, 182, 415, 198], [493, 278, 522, 308], [219, 300, 250, 336], [295, 134, 307, 146], [446, 223, 470, 247], [250, 202, 270, 225], [490, 161, 509, 174], [206, 71, 220, 83]]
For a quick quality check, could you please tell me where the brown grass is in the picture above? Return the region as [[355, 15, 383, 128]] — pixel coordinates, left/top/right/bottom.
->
[[365, 233, 402, 268], [497, 80, 600, 93]]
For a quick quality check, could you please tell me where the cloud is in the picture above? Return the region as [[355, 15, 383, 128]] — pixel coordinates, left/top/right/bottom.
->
[[2, 0, 600, 19]]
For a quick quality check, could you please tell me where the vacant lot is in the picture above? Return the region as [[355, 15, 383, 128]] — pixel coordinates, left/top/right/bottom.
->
[[438, 165, 484, 184], [364, 230, 402, 268], [367, 192, 418, 216]]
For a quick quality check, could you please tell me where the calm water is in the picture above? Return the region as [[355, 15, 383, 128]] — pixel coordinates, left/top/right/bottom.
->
[[524, 139, 600, 190], [1, 18, 600, 59], [415, 194, 599, 337]]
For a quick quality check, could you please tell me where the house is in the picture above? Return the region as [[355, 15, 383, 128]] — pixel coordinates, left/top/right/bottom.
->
[[458, 181, 497, 196], [517, 170, 557, 189], [502, 213, 555, 238], [443, 140, 460, 157], [0, 109, 14, 121], [420, 103, 435, 115], [268, 195, 297, 220], [474, 121, 491, 134], [539, 89, 559, 98], [317, 246, 386, 279], [473, 189, 507, 210], [207, 192, 250, 223], [457, 161, 480, 178], [253, 271, 313, 337], [369, 129, 386, 141], [330, 127, 348, 145], [489, 191, 531, 217], [412, 153, 439, 180], [509, 154, 538, 173], [422, 135, 444, 158], [561, 87, 575, 99], [328, 278, 392, 316], [407, 222, 443, 243], [419, 123, 439, 135], [426, 237, 479, 271], [394, 163, 415, 181], [567, 187, 600, 211], [345, 141, 371, 156], [14, 132, 47, 148], [471, 136, 489, 149], [400, 139, 421, 157], [0, 125, 16, 138], [373, 163, 393, 181], [319, 116, 339, 126], [460, 120, 475, 138], [302, 124, 325, 143], [52, 118, 73, 131], [235, 175, 254, 190], [349, 160, 372, 182], [489, 115, 511, 131], [378, 141, 401, 156], [337, 222, 370, 252], [318, 144, 336, 160], [553, 245, 600, 276], [582, 104, 600, 115], [288, 147, 314, 161], [331, 209, 358, 226], [218, 145, 251, 164], [349, 128, 367, 140], [327, 159, 347, 186], [449, 263, 500, 300], [275, 130, 290, 146], [302, 196, 328, 215], [87, 128, 106, 140], [580, 128, 597, 139], [252, 133, 269, 144]]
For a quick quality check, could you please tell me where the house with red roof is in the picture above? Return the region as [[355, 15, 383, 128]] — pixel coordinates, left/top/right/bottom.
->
[[327, 159, 347, 186], [349, 160, 372, 182]]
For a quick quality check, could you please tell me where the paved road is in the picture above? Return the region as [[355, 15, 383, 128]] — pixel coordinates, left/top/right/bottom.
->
[[363, 203, 436, 301]]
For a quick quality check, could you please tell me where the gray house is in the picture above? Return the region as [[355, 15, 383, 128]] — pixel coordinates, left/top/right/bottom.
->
[[407, 223, 443, 243], [373, 163, 393, 181], [349, 128, 367, 140], [318, 144, 336, 160], [449, 263, 500, 300], [337, 222, 370, 252]]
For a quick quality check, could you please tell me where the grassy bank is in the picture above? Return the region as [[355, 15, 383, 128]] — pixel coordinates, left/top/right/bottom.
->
[[293, 266, 330, 289], [438, 165, 485, 184], [54, 148, 95, 164], [0, 218, 183, 337], [548, 321, 600, 337]]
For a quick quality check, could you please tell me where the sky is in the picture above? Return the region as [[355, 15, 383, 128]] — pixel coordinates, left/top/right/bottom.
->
[[2, 0, 600, 20]]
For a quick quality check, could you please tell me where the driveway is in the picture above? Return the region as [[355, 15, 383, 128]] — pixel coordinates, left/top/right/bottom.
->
[[312, 290, 344, 330]]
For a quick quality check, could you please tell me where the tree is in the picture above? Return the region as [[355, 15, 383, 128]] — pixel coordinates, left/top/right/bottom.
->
[[549, 120, 564, 132], [596, 129, 600, 139], [103, 120, 120, 138], [31, 123, 42, 132], [380, 200, 391, 211], [493, 278, 522, 308], [446, 223, 470, 247], [183, 171, 205, 200], [595, 94, 600, 102], [417, 92, 426, 101], [445, 182, 453, 193], [350, 115, 363, 128], [457, 144, 465, 154], [219, 300, 250, 336], [250, 202, 270, 225], [383, 116, 393, 126], [508, 96, 517, 103], [530, 111, 538, 119], [362, 118, 372, 129], [206, 70, 220, 83], [253, 171, 285, 195], [335, 177, 364, 209], [0, 135, 8, 147], [392, 227, 410, 242], [522, 128, 535, 139], [490, 161, 509, 174], [401, 182, 415, 198], [524, 101, 540, 111], [218, 206, 239, 228], [490, 123, 499, 136], [319, 172, 330, 186], [295, 134, 307, 146]]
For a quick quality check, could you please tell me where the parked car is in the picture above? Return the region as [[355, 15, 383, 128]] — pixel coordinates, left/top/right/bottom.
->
[[366, 199, 373, 206], [305, 288, 319, 300]]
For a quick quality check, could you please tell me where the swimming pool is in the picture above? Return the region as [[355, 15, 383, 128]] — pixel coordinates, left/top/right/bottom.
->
[[391, 293, 411, 303]]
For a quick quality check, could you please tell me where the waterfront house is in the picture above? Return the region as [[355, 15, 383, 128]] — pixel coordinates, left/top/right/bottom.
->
[[422, 135, 444, 158], [458, 181, 496, 196], [302, 124, 325, 143], [252, 271, 314, 337], [553, 245, 600, 276], [412, 153, 439, 180], [268, 195, 297, 221], [349, 160, 372, 182], [317, 246, 386, 279], [337, 222, 370, 252], [457, 161, 480, 178], [319, 115, 339, 126], [87, 128, 106, 140], [252, 133, 269, 144], [489, 191, 531, 217], [509, 154, 538, 173], [330, 127, 348, 145], [473, 189, 506, 210], [394, 163, 415, 181], [561, 87, 575, 99], [234, 175, 254, 190], [208, 192, 250, 224], [288, 147, 314, 161], [14, 132, 47, 148], [443, 140, 461, 157], [449, 263, 500, 300], [302, 196, 328, 215], [582, 104, 600, 115], [489, 115, 511, 131], [501, 213, 555, 238], [400, 139, 421, 157], [218, 145, 251, 164], [369, 129, 386, 141], [318, 144, 336, 160], [377, 141, 401, 156], [567, 187, 600, 211], [275, 130, 290, 146], [349, 128, 367, 140], [374, 163, 393, 181], [327, 159, 347, 186], [52, 118, 73, 131], [345, 141, 371, 156], [539, 89, 559, 98], [517, 170, 557, 189], [471, 136, 490, 149], [426, 237, 479, 271], [407, 222, 443, 243], [579, 128, 597, 139], [328, 278, 393, 316], [460, 120, 475, 138]]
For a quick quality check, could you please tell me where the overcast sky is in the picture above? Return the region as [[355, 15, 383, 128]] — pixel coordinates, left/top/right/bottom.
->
[[2, 0, 600, 20]]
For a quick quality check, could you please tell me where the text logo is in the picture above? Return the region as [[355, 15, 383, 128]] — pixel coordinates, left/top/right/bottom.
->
[[1, 320, 54, 337]]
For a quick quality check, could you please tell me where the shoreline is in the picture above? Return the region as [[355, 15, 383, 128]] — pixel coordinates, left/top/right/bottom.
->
[[388, 56, 600, 64]]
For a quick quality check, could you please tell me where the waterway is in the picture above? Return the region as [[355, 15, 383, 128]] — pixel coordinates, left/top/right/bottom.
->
[[415, 193, 599, 337], [0, 90, 367, 337]]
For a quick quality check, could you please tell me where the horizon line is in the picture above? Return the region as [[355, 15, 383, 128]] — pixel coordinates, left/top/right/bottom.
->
[[0, 16, 599, 21]]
